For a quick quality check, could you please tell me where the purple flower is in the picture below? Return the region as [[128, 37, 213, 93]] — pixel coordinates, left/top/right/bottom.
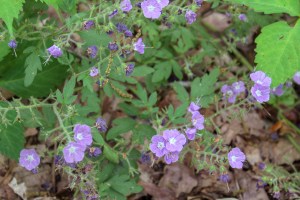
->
[[256, 179, 267, 189], [8, 40, 17, 49], [195, 0, 203, 6], [109, 9, 118, 18], [163, 129, 186, 152], [219, 174, 230, 183], [272, 84, 284, 96], [19, 149, 40, 171], [273, 192, 280, 199], [87, 147, 102, 157], [87, 46, 98, 59], [149, 135, 168, 157], [228, 147, 246, 169], [221, 85, 237, 103], [185, 128, 197, 140], [63, 142, 86, 163], [293, 71, 300, 85], [141, 0, 162, 19], [232, 81, 245, 94], [120, 0, 132, 12], [191, 111, 205, 130], [83, 20, 95, 30], [250, 71, 271, 87], [258, 162, 266, 170], [54, 155, 65, 166], [251, 84, 270, 103], [47, 45, 62, 58], [156, 0, 169, 8], [116, 23, 128, 33], [185, 10, 197, 24], [238, 14, 247, 22], [73, 124, 93, 147], [140, 152, 151, 164], [108, 42, 119, 51], [124, 30, 133, 37], [188, 102, 200, 113], [286, 81, 293, 88], [133, 38, 145, 54], [164, 151, 179, 164], [125, 63, 135, 76], [95, 117, 107, 132], [90, 67, 99, 77]]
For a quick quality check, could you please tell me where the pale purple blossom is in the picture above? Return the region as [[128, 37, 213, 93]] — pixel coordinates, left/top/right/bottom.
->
[[150, 135, 168, 157], [109, 9, 118, 18], [90, 67, 99, 77], [191, 111, 205, 130], [228, 147, 246, 169], [272, 84, 284, 96], [156, 0, 169, 8], [141, 0, 162, 19], [83, 20, 94, 30], [8, 40, 17, 49], [95, 117, 107, 132], [238, 14, 247, 22], [221, 85, 237, 103], [19, 149, 40, 171], [125, 63, 135, 76], [232, 81, 245, 94], [87, 46, 98, 59], [195, 0, 203, 6], [134, 38, 145, 54], [73, 124, 93, 147], [108, 42, 119, 51], [163, 129, 186, 152], [251, 84, 270, 103], [164, 151, 179, 164], [63, 142, 86, 163], [120, 0, 133, 12], [293, 71, 300, 85], [47, 45, 62, 58], [219, 174, 230, 183], [250, 71, 271, 87], [185, 128, 197, 140], [87, 147, 102, 157], [188, 102, 200, 113], [185, 10, 197, 24]]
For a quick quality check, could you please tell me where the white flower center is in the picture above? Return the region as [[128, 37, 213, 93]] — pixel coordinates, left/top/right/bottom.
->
[[169, 137, 176, 145], [157, 142, 164, 149], [26, 154, 35, 162], [227, 90, 233, 96], [76, 133, 83, 140], [69, 146, 77, 154], [235, 85, 240, 90], [147, 5, 155, 12], [257, 80, 263, 84], [231, 155, 237, 162], [255, 90, 262, 97], [192, 119, 197, 126]]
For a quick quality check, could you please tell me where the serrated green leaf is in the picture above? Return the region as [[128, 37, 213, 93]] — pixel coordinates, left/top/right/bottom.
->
[[63, 76, 76, 100], [173, 82, 189, 103], [131, 66, 155, 77], [191, 68, 219, 107], [0, 0, 25, 35], [255, 20, 300, 86], [24, 53, 42, 87], [132, 124, 156, 144], [148, 92, 157, 106], [108, 175, 143, 196], [38, 0, 59, 10], [106, 118, 136, 140], [227, 0, 300, 16]]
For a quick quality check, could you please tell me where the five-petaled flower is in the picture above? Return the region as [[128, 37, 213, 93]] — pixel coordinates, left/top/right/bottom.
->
[[228, 147, 246, 169], [133, 38, 145, 54], [63, 142, 86, 163], [141, 0, 162, 19], [73, 124, 93, 148], [163, 129, 186, 152], [150, 135, 168, 157], [191, 111, 205, 130], [19, 149, 40, 171]]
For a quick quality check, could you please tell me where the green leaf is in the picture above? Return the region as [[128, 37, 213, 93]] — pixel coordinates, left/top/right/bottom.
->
[[24, 53, 42, 87], [0, 0, 25, 35], [0, 109, 24, 160], [227, 0, 300, 16], [107, 175, 143, 197], [148, 92, 157, 106], [39, 0, 59, 10], [106, 118, 136, 140], [191, 68, 219, 107], [255, 20, 300, 86], [103, 145, 119, 163], [152, 62, 172, 82], [173, 82, 189, 103], [0, 47, 68, 97], [132, 124, 156, 144], [131, 66, 155, 77]]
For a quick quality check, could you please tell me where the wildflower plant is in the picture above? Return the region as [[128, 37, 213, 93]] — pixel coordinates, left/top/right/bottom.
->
[[0, 0, 299, 199]]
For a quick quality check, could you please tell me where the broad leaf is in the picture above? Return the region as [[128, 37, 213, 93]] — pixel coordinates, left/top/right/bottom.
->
[[0, 0, 25, 35], [255, 20, 300, 86], [227, 0, 300, 16], [24, 53, 42, 87]]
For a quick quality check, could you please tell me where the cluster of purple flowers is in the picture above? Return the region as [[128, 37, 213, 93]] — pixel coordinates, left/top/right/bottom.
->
[[116, 23, 133, 37], [150, 129, 186, 164], [221, 81, 245, 103], [250, 71, 271, 103], [63, 124, 93, 163], [187, 102, 205, 139]]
